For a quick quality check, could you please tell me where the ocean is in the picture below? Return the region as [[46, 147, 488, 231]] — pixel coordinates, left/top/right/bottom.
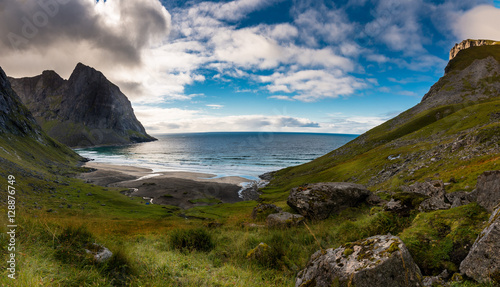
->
[[76, 132, 358, 180]]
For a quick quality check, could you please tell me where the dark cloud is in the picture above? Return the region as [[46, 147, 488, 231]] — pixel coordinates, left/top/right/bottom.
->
[[0, 0, 170, 67]]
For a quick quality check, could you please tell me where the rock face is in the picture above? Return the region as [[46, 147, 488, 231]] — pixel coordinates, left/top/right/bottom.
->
[[266, 212, 304, 228], [296, 235, 423, 287], [449, 39, 499, 60], [287, 182, 370, 220], [475, 170, 500, 212], [401, 180, 451, 212], [460, 206, 500, 284], [0, 66, 42, 137], [9, 63, 156, 147]]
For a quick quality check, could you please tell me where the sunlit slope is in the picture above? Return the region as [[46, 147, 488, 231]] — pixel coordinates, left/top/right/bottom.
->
[[263, 45, 500, 201]]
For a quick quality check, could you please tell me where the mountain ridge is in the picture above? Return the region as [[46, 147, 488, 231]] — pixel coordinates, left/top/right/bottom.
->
[[262, 44, 500, 201], [9, 63, 156, 147]]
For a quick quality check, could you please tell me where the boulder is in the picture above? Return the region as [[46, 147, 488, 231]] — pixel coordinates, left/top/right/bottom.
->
[[401, 180, 446, 197], [251, 203, 282, 220], [266, 212, 304, 228], [384, 199, 409, 215], [366, 193, 387, 206], [475, 170, 500, 212], [246, 242, 271, 260], [287, 182, 370, 220], [418, 195, 451, 212], [295, 235, 423, 287], [460, 206, 500, 284], [446, 190, 476, 209], [85, 243, 113, 263], [422, 270, 450, 287], [401, 180, 451, 211]]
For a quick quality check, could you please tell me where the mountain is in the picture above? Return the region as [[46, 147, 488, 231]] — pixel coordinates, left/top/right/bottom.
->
[[0, 65, 83, 179], [263, 43, 500, 201], [9, 63, 156, 147]]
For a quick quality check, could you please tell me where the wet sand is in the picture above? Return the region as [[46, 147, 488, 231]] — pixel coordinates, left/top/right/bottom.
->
[[77, 162, 253, 209]]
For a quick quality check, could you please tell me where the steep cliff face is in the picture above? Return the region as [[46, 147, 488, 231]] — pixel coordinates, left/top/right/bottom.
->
[[9, 63, 156, 147], [449, 39, 499, 60], [0, 66, 43, 137], [0, 65, 83, 177]]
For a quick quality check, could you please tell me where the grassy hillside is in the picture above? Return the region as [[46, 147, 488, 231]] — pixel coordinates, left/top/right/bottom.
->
[[262, 46, 500, 202]]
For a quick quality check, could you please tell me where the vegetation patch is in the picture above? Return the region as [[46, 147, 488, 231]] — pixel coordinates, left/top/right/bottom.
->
[[168, 228, 215, 252], [399, 203, 488, 275]]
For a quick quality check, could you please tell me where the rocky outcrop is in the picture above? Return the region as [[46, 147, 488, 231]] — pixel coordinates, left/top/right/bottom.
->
[[295, 235, 423, 287], [400, 180, 451, 212], [460, 206, 500, 284], [266, 212, 304, 228], [0, 66, 42, 137], [475, 170, 500, 212], [9, 63, 156, 147], [449, 39, 498, 60], [287, 182, 370, 220]]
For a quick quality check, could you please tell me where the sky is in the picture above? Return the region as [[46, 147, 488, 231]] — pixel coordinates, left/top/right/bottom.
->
[[1, 0, 500, 134]]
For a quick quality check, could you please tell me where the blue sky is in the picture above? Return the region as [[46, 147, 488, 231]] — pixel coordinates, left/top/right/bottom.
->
[[1, 0, 500, 134]]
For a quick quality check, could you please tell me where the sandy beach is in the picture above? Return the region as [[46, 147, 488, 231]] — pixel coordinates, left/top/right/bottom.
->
[[77, 162, 254, 209]]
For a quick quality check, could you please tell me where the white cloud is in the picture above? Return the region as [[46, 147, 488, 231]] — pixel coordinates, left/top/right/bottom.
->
[[206, 104, 224, 109], [267, 95, 295, 101], [261, 70, 366, 102], [133, 105, 323, 133], [191, 0, 280, 22], [452, 5, 500, 41], [326, 113, 386, 134]]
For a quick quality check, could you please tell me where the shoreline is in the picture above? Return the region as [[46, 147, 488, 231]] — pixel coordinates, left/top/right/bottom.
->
[[77, 162, 259, 209]]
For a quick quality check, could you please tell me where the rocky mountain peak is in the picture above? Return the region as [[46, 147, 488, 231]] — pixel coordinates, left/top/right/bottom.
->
[[449, 39, 499, 60], [9, 63, 156, 147]]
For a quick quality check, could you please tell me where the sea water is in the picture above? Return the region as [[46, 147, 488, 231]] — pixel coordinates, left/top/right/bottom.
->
[[76, 132, 358, 180]]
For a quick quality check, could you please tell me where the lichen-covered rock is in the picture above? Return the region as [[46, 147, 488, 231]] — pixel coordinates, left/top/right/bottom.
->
[[247, 242, 269, 258], [266, 212, 304, 228], [422, 270, 450, 287], [251, 203, 282, 220], [446, 190, 476, 208], [460, 206, 500, 284], [418, 195, 451, 212], [295, 235, 423, 287], [85, 243, 113, 263], [384, 199, 408, 215], [475, 170, 500, 212], [287, 182, 370, 220], [401, 180, 451, 211], [401, 180, 445, 197]]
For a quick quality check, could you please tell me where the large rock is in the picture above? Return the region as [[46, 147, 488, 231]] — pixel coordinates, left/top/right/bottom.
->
[[287, 182, 370, 220], [295, 235, 423, 287], [84, 243, 113, 263], [460, 206, 500, 284], [401, 180, 446, 197], [401, 180, 451, 211], [475, 170, 500, 212], [446, 190, 476, 209], [266, 212, 304, 228]]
